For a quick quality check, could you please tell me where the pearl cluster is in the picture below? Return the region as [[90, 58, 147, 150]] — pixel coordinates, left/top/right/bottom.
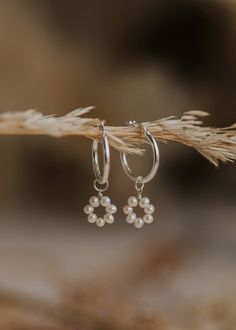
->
[[123, 196, 155, 228], [84, 195, 117, 227]]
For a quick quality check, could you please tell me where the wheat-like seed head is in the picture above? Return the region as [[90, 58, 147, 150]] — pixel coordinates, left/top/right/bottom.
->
[[0, 107, 235, 166]]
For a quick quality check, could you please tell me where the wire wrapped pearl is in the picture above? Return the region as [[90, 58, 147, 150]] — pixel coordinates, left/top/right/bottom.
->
[[126, 213, 136, 224], [96, 218, 105, 227], [104, 214, 114, 224], [89, 196, 100, 207], [139, 197, 150, 208], [123, 205, 133, 214], [143, 214, 153, 224], [144, 204, 155, 215], [84, 205, 94, 214], [128, 196, 138, 207], [100, 196, 111, 207], [134, 217, 144, 228], [88, 213, 97, 223], [106, 204, 117, 214]]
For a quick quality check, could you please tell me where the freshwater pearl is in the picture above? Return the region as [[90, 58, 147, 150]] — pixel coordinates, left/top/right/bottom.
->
[[139, 197, 150, 208], [106, 204, 117, 214], [104, 214, 114, 224], [143, 214, 153, 224], [144, 204, 155, 215], [134, 217, 144, 229], [100, 196, 111, 207], [126, 213, 136, 224], [89, 196, 100, 207], [123, 205, 133, 215], [87, 213, 97, 223], [128, 196, 138, 207], [84, 205, 94, 214], [96, 218, 105, 227]]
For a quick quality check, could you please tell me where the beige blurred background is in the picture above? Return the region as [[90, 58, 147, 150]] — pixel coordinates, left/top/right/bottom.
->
[[0, 0, 235, 328]]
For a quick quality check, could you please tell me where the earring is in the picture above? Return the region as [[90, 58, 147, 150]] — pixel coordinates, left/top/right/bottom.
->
[[120, 121, 160, 228], [84, 122, 117, 227]]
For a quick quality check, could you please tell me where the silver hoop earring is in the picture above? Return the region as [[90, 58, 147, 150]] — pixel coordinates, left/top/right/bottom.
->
[[120, 121, 160, 228], [84, 122, 117, 227]]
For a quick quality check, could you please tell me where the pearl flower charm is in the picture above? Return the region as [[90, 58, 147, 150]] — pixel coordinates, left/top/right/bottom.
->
[[124, 196, 155, 228], [84, 195, 117, 227]]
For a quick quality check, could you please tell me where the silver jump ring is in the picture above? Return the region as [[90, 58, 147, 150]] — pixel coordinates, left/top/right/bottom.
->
[[135, 176, 144, 193], [93, 179, 109, 192], [92, 121, 110, 184], [120, 121, 160, 184]]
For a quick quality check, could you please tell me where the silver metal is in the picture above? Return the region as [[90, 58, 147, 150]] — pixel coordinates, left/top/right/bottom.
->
[[120, 121, 160, 184], [135, 176, 144, 193], [92, 121, 110, 184], [135, 176, 144, 199], [93, 179, 109, 193]]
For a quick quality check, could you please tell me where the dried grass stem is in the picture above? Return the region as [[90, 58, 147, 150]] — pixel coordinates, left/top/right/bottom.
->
[[0, 107, 235, 166]]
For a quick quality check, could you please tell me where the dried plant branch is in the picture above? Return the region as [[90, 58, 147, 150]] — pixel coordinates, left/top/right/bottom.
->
[[0, 107, 235, 166]]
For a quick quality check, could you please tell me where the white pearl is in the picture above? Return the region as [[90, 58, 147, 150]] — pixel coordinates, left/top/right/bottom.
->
[[126, 213, 136, 224], [134, 217, 144, 229], [143, 214, 153, 224], [144, 204, 155, 215], [84, 205, 94, 214], [87, 213, 97, 223], [123, 205, 133, 215], [139, 197, 150, 208], [100, 196, 111, 207], [104, 214, 114, 224], [106, 204, 117, 214], [96, 218, 105, 227], [128, 196, 138, 207], [89, 196, 100, 207]]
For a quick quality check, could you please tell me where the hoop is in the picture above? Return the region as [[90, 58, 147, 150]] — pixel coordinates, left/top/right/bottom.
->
[[92, 122, 110, 184], [120, 121, 160, 184]]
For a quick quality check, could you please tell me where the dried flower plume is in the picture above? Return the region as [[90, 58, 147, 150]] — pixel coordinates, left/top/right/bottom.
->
[[0, 107, 235, 166]]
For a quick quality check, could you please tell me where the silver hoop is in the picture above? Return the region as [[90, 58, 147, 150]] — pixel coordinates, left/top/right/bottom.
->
[[120, 121, 160, 184], [92, 121, 110, 184]]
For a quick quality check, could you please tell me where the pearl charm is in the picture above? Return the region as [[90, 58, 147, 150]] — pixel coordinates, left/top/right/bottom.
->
[[123, 196, 155, 228], [123, 205, 133, 215], [128, 196, 138, 207], [84, 195, 117, 227]]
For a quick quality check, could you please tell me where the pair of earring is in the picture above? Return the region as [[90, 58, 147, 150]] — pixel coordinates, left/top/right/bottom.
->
[[83, 120, 160, 228]]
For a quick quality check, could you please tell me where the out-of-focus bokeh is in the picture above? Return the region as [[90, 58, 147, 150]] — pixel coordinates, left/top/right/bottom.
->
[[0, 0, 235, 328]]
